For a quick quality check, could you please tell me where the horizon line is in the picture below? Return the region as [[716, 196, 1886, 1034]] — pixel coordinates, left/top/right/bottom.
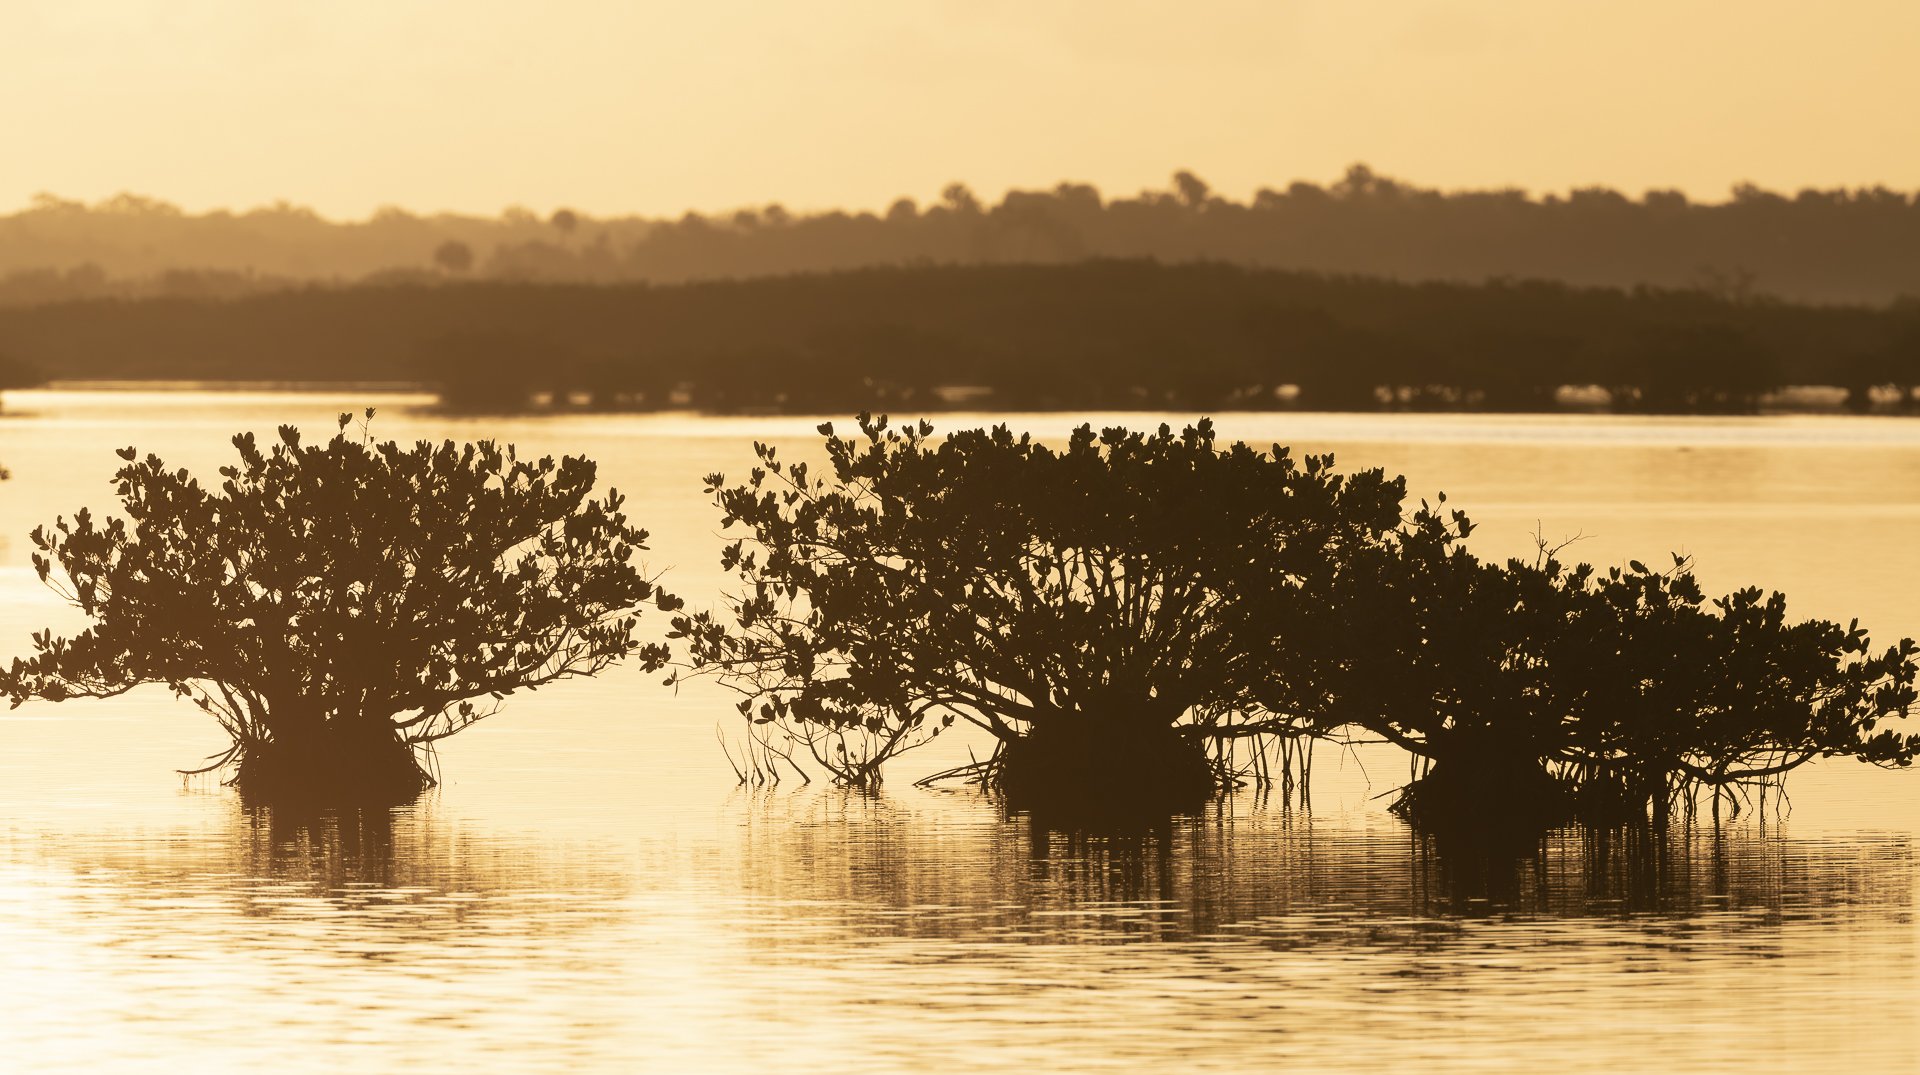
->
[[12, 165, 1918, 226]]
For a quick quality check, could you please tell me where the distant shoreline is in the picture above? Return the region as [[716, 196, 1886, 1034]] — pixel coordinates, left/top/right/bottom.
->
[[42, 380, 430, 394], [15, 380, 1913, 419], [2, 263, 1915, 418]]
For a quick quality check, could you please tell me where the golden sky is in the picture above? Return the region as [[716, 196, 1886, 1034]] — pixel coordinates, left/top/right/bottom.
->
[[3, 0, 1916, 218]]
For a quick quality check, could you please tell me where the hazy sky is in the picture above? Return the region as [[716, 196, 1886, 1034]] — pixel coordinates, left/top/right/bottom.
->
[[4, 0, 1917, 218]]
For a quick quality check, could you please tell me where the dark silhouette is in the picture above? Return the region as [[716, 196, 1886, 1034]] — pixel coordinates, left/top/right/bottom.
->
[[1318, 509, 1919, 834], [418, 331, 574, 412], [0, 351, 42, 412], [0, 411, 682, 804], [432, 240, 474, 275], [18, 168, 1920, 303], [3, 261, 1918, 415], [678, 416, 1920, 829], [673, 416, 1407, 811]]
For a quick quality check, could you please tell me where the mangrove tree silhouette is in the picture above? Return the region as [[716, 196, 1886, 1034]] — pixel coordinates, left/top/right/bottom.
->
[[1316, 509, 1920, 833], [0, 411, 682, 803], [672, 415, 1406, 809], [678, 416, 1920, 828], [675, 416, 1413, 810]]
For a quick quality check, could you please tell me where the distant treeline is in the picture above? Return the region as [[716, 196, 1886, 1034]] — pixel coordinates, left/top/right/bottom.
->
[[2, 261, 1916, 415], [15, 166, 1920, 303]]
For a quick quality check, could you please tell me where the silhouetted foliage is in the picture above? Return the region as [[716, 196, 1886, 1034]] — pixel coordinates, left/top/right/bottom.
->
[[4, 262, 1915, 414], [0, 411, 681, 803], [1555, 560, 1920, 822], [17, 168, 1920, 303], [677, 415, 1919, 826], [432, 240, 474, 275], [418, 331, 573, 412], [1319, 508, 1920, 830], [671, 415, 1408, 807]]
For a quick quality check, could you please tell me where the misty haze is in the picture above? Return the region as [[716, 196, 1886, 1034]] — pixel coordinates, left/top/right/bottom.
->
[[2, 4, 1918, 1074]]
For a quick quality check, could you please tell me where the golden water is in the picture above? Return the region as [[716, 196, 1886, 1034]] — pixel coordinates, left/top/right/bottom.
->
[[1, 392, 1915, 1072]]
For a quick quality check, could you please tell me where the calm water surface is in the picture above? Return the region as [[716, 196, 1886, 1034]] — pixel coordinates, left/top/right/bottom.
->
[[1, 391, 1917, 1072]]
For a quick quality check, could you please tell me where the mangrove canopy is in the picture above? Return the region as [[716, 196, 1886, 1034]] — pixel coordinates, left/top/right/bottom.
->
[[677, 414, 1919, 829], [672, 414, 1408, 807], [1, 411, 681, 803]]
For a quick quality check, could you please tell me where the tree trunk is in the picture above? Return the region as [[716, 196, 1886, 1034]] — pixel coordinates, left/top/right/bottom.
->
[[1392, 733, 1570, 836], [234, 713, 427, 806], [997, 710, 1214, 820]]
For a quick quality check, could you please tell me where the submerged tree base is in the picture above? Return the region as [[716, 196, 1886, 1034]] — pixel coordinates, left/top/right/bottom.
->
[[1390, 755, 1574, 839], [229, 725, 430, 807], [1565, 775, 1674, 829], [997, 721, 1216, 819]]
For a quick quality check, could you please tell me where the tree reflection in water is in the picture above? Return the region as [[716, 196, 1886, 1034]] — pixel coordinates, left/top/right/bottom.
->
[[726, 789, 1914, 948], [17, 798, 633, 939]]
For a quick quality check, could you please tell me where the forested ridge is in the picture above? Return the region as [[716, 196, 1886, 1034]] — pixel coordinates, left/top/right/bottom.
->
[[12, 166, 1920, 305]]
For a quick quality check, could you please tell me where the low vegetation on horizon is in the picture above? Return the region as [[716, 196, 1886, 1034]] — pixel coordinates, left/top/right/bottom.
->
[[1, 262, 1918, 416]]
